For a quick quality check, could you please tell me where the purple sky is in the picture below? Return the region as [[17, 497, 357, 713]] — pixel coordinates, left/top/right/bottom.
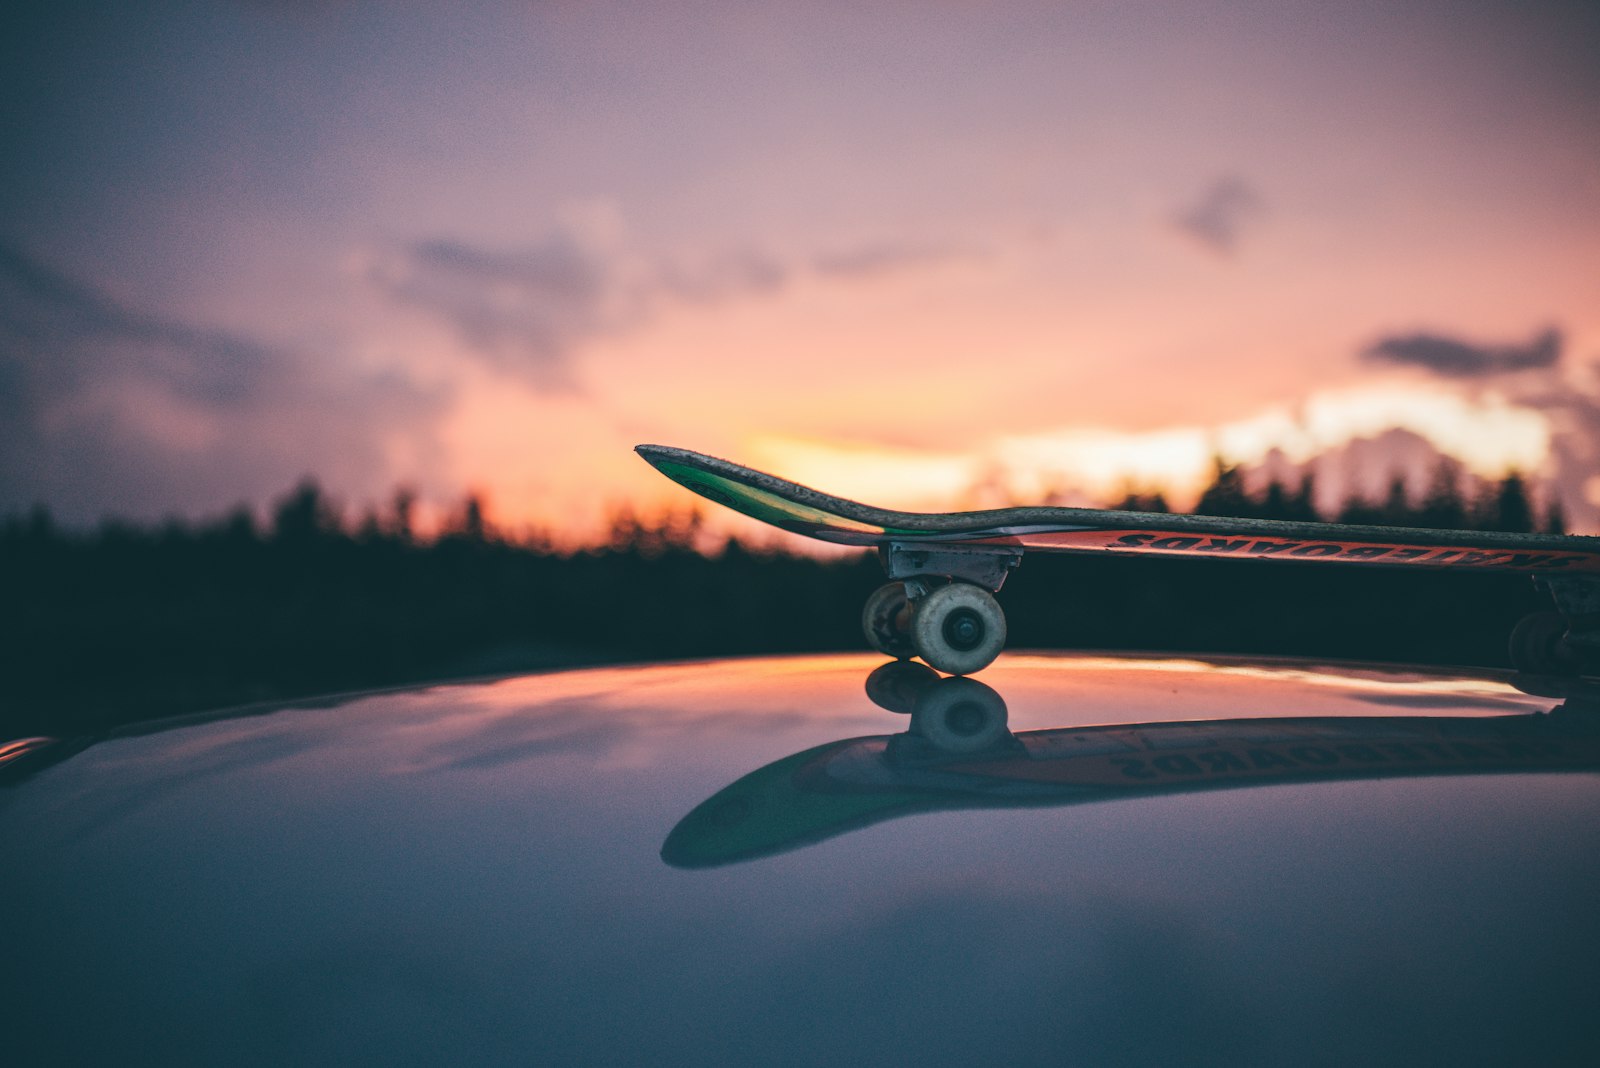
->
[[3, 1, 1598, 537]]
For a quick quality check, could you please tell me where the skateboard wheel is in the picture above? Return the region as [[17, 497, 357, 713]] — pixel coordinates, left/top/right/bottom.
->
[[1509, 611, 1577, 675], [864, 660, 940, 713], [909, 676, 1010, 752], [909, 582, 1006, 675], [862, 581, 916, 658]]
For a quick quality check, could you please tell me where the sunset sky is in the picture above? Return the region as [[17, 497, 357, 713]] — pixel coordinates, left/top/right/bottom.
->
[[4, 1, 1599, 541]]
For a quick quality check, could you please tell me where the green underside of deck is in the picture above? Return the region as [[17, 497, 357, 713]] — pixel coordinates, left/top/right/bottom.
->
[[655, 458, 922, 538]]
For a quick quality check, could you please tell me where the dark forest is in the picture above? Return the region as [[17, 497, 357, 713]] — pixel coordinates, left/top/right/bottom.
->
[[1, 461, 1564, 739]]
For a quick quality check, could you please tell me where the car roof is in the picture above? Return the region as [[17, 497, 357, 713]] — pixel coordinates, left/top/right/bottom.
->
[[4, 652, 1598, 1065]]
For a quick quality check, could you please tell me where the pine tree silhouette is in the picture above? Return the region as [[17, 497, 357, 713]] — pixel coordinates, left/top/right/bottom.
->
[[272, 480, 339, 543], [1259, 477, 1292, 520], [1288, 472, 1319, 522], [1419, 460, 1468, 530], [1194, 457, 1249, 517], [1112, 490, 1170, 513], [1381, 476, 1411, 526], [1489, 473, 1535, 534], [1543, 495, 1567, 535]]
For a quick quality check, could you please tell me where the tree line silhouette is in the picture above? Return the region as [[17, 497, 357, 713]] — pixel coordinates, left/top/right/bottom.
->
[[1118, 457, 1563, 534], [1, 459, 1566, 738]]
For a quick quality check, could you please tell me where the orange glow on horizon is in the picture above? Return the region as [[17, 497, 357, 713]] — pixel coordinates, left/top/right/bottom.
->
[[451, 373, 1568, 551]]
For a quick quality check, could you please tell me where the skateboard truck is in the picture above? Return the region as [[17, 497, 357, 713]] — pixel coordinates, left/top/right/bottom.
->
[[863, 542, 1023, 675], [1512, 575, 1600, 676], [878, 543, 1022, 593]]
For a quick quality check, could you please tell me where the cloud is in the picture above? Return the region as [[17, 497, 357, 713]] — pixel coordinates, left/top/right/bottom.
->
[[656, 249, 789, 302], [364, 218, 790, 389], [1362, 326, 1562, 377], [811, 240, 982, 279], [364, 231, 629, 390], [364, 217, 977, 388], [0, 240, 446, 524], [1171, 176, 1265, 256], [1355, 321, 1600, 529], [0, 242, 276, 407], [1507, 365, 1600, 532]]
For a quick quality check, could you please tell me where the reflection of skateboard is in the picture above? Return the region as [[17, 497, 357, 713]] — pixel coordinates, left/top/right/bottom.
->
[[662, 671, 1600, 869], [637, 445, 1600, 675]]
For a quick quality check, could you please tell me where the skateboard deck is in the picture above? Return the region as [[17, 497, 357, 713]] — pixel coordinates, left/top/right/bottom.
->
[[637, 444, 1600, 575]]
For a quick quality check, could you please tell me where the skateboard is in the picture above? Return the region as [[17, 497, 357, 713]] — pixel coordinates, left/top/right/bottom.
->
[[662, 668, 1600, 869], [637, 444, 1600, 676]]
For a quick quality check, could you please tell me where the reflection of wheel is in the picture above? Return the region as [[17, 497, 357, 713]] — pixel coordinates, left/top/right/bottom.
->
[[1509, 612, 1576, 675], [909, 582, 1006, 675], [861, 581, 916, 658], [909, 677, 1010, 752], [864, 660, 940, 714]]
